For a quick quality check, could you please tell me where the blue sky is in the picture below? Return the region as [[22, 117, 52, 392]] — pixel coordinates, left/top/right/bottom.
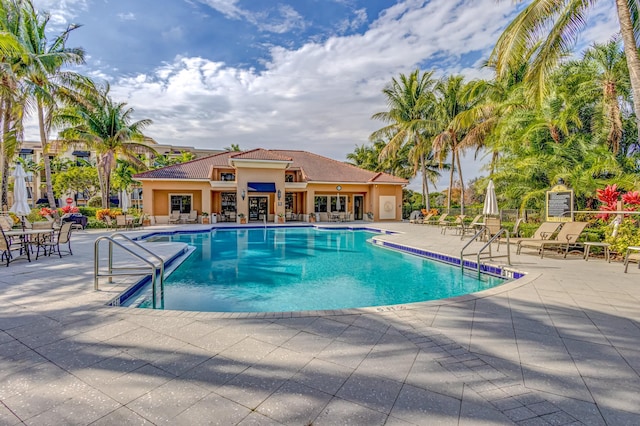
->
[[31, 0, 619, 191]]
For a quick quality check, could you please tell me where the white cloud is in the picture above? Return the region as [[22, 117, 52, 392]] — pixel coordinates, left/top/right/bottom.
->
[[162, 26, 184, 41], [196, 0, 306, 33], [32, 0, 88, 27], [117, 12, 136, 21]]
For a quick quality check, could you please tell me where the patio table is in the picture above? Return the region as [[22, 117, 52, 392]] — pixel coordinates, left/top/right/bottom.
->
[[4, 228, 55, 263]]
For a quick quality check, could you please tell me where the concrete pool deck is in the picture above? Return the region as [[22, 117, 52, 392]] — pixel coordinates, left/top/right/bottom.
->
[[0, 222, 638, 425]]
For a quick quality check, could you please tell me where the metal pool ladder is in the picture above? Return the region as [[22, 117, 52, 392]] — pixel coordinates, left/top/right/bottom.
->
[[460, 226, 511, 274], [94, 233, 165, 304]]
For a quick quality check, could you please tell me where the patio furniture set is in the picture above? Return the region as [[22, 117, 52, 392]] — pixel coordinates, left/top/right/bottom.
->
[[0, 217, 74, 267]]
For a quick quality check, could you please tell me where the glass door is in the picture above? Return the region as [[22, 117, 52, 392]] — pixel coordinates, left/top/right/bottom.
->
[[249, 196, 268, 221], [354, 195, 363, 220]]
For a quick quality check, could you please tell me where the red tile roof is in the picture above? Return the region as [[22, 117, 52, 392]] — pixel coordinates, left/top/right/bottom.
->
[[134, 149, 407, 184]]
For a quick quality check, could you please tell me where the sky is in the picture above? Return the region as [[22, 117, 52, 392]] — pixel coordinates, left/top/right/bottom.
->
[[30, 0, 619, 191]]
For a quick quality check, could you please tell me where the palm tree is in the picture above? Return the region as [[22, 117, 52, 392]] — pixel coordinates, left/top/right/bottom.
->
[[432, 75, 474, 214], [582, 39, 629, 154], [57, 81, 157, 208], [370, 69, 438, 209], [491, 0, 640, 143], [21, 3, 85, 207], [0, 0, 28, 210]]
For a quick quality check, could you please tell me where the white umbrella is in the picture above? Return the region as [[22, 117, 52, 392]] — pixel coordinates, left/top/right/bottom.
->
[[120, 190, 130, 213], [483, 179, 498, 217], [335, 194, 341, 211], [9, 163, 31, 217]]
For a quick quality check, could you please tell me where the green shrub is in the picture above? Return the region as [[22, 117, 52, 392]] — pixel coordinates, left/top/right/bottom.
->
[[79, 207, 98, 218], [606, 219, 640, 254], [86, 218, 110, 229], [87, 196, 102, 207]]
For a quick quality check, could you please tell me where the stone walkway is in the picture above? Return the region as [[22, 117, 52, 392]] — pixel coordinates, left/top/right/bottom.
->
[[0, 223, 638, 425]]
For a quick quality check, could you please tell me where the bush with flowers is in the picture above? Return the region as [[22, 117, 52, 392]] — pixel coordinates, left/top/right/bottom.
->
[[61, 205, 80, 214], [38, 207, 57, 217], [96, 208, 122, 221], [597, 184, 640, 254]]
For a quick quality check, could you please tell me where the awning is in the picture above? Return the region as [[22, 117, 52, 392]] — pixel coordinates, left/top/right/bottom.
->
[[72, 150, 90, 157], [248, 182, 276, 192], [19, 148, 34, 154]]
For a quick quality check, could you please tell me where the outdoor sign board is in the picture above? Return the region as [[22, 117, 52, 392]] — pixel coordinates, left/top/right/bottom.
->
[[546, 184, 574, 222]]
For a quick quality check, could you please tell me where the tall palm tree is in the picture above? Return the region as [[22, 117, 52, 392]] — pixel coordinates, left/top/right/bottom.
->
[[582, 39, 629, 154], [21, 2, 85, 207], [0, 0, 28, 210], [370, 69, 438, 209], [491, 0, 640, 142], [432, 75, 474, 214], [57, 81, 157, 208]]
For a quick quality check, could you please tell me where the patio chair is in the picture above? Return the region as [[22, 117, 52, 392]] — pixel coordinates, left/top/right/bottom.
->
[[0, 227, 27, 266], [0, 215, 13, 232], [517, 221, 589, 258], [115, 214, 129, 229], [186, 210, 198, 224], [43, 214, 61, 230], [36, 221, 73, 259], [227, 211, 236, 222], [169, 210, 181, 224]]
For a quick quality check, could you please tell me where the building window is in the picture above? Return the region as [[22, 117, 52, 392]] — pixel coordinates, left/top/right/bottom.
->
[[314, 196, 328, 212], [170, 194, 192, 213], [220, 173, 235, 181], [285, 174, 294, 182]]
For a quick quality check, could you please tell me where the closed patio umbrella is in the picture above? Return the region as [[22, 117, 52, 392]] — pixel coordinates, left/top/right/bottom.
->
[[483, 180, 498, 217], [9, 163, 31, 218], [335, 194, 341, 211], [120, 190, 130, 213]]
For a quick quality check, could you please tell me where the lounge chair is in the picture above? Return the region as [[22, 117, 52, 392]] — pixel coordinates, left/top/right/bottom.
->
[[458, 214, 483, 238], [441, 215, 465, 234], [508, 222, 561, 247], [186, 210, 198, 224], [419, 212, 434, 225], [169, 210, 181, 224], [517, 221, 589, 258], [427, 213, 448, 226], [36, 221, 73, 259]]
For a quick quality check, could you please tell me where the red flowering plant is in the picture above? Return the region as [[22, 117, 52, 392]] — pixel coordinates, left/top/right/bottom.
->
[[61, 205, 79, 214], [38, 207, 56, 217], [595, 184, 620, 220]]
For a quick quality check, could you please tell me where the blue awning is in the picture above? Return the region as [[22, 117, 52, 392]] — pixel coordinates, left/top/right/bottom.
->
[[20, 148, 34, 154], [248, 182, 276, 192]]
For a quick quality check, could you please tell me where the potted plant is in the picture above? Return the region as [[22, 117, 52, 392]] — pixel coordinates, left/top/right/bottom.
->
[[365, 211, 374, 221], [201, 212, 210, 224], [141, 213, 151, 226], [308, 212, 316, 223], [277, 212, 285, 224], [238, 213, 246, 224]]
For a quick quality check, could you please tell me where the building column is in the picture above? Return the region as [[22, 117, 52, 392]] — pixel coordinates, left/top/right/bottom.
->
[[202, 188, 212, 215]]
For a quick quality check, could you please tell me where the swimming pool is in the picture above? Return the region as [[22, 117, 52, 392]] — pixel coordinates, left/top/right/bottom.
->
[[125, 227, 506, 312]]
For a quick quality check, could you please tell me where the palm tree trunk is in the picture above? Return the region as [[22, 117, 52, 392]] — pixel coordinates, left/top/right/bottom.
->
[[615, 0, 640, 143], [447, 151, 455, 213], [420, 153, 431, 211], [456, 151, 465, 215], [1, 102, 11, 211], [37, 104, 57, 207]]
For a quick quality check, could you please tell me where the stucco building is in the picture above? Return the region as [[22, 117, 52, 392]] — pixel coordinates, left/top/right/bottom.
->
[[134, 149, 407, 223]]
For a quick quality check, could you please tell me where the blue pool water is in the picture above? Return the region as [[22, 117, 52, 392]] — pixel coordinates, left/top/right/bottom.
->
[[130, 228, 505, 312]]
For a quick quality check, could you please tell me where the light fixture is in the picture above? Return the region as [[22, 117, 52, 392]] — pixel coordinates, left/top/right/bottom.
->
[[241, 189, 245, 200], [277, 189, 282, 200], [336, 185, 342, 191]]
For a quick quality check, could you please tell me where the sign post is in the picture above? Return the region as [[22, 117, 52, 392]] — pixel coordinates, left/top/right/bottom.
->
[[546, 184, 574, 222]]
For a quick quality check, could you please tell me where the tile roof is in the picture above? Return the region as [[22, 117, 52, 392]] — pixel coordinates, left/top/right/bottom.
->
[[134, 149, 407, 184], [229, 149, 293, 161]]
